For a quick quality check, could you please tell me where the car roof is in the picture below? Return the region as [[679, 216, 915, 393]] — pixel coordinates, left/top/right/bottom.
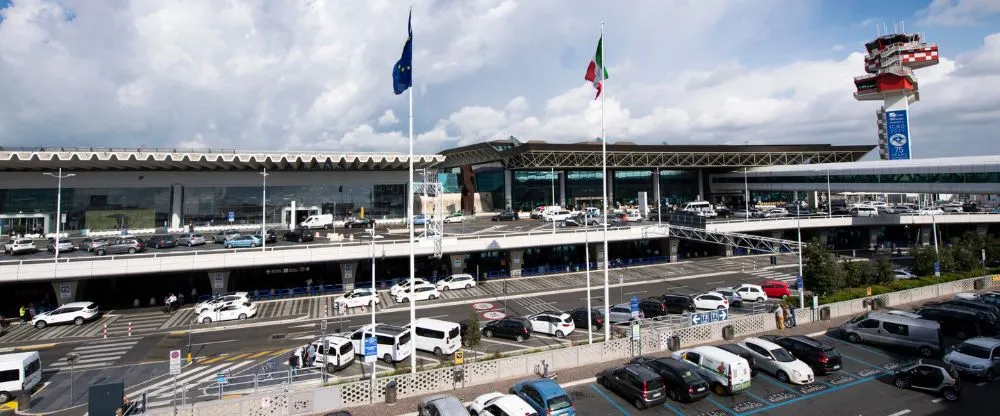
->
[[744, 337, 783, 351], [698, 291, 724, 297], [60, 301, 95, 308], [419, 395, 467, 412], [964, 337, 1000, 348], [518, 378, 564, 396], [622, 363, 662, 380], [783, 335, 830, 349]]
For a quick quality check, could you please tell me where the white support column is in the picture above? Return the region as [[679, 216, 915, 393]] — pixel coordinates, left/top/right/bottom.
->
[[508, 249, 524, 278], [503, 169, 513, 210], [340, 262, 358, 291], [697, 168, 705, 200], [653, 168, 661, 208], [207, 271, 230, 297], [170, 184, 183, 229], [51, 280, 80, 306], [558, 170, 567, 207]]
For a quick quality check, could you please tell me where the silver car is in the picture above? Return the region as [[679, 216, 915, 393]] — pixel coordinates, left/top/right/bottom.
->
[[78, 237, 107, 252], [178, 233, 207, 247], [713, 287, 744, 308], [944, 337, 1000, 379]]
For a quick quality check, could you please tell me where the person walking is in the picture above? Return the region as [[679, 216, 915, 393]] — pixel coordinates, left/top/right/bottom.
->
[[775, 304, 785, 330], [783, 304, 793, 328], [19, 306, 27, 325]]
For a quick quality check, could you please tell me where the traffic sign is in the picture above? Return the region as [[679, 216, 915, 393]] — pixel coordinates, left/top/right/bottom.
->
[[363, 336, 377, 363], [629, 296, 640, 318], [320, 320, 328, 331], [227, 211, 235, 222], [453, 351, 464, 365], [934, 261, 941, 276], [796, 276, 803, 291], [169, 350, 181, 375], [689, 309, 729, 326], [216, 372, 227, 385], [630, 321, 641, 340]]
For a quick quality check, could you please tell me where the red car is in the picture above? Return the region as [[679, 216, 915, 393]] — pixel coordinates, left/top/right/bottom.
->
[[761, 280, 791, 298]]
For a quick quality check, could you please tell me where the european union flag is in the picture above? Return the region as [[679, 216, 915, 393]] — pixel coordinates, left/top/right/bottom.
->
[[392, 10, 412, 95]]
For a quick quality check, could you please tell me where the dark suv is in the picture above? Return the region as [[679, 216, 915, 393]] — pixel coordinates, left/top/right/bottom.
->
[[915, 305, 991, 339], [145, 235, 177, 249], [95, 237, 145, 256], [931, 299, 1000, 322], [483, 317, 532, 342], [284, 228, 315, 243], [597, 364, 667, 409], [569, 307, 604, 332], [715, 343, 759, 377], [629, 356, 710, 403], [263, 229, 278, 244], [761, 335, 842, 375], [639, 298, 670, 318], [660, 293, 694, 314]]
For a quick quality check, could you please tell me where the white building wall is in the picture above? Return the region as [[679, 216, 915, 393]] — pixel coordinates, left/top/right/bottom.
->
[[0, 170, 410, 189]]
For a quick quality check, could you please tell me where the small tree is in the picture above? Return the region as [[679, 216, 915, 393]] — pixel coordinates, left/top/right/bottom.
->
[[911, 246, 937, 276], [874, 254, 895, 284], [803, 237, 844, 295], [463, 311, 481, 354]]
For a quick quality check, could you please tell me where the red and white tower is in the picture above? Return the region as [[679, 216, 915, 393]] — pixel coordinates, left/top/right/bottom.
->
[[854, 31, 939, 160]]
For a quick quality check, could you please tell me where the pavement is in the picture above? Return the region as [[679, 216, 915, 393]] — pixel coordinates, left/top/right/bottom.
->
[[338, 292, 996, 416]]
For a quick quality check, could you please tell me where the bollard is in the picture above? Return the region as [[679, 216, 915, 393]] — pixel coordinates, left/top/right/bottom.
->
[[103, 324, 107, 339], [128, 322, 132, 337], [325, 303, 329, 317]]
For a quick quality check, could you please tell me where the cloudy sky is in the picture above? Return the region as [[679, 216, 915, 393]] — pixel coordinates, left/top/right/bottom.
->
[[1, 0, 998, 157]]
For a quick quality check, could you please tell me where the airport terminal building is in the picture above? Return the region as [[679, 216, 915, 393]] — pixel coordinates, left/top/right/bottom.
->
[[0, 141, 873, 235]]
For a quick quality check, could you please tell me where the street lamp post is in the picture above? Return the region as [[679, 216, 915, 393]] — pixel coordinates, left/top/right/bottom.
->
[[43, 169, 76, 262], [743, 167, 750, 220], [826, 170, 832, 218], [260, 169, 268, 251], [551, 168, 556, 235], [368, 228, 377, 385], [797, 210, 804, 310]]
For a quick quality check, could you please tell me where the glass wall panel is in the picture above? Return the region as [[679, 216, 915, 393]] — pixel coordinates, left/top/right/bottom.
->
[[511, 170, 557, 212], [565, 170, 604, 209], [613, 170, 653, 206], [0, 187, 171, 233], [711, 172, 1000, 185], [659, 170, 699, 206], [473, 163, 505, 210]]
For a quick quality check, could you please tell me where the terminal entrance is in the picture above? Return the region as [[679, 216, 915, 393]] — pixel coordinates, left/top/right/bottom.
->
[[0, 214, 49, 235], [282, 206, 319, 228]]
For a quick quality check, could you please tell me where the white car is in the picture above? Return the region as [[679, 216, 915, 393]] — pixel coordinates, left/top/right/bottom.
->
[[732, 283, 767, 303], [918, 207, 944, 216], [31, 302, 101, 328], [443, 213, 465, 223], [692, 291, 729, 310], [893, 269, 916, 280], [4, 239, 37, 255], [46, 240, 75, 253], [437, 273, 476, 290], [542, 210, 573, 222], [738, 337, 814, 385], [527, 312, 576, 338], [763, 208, 788, 218], [334, 288, 380, 308], [467, 392, 537, 416], [198, 301, 257, 324], [390, 278, 432, 297], [394, 282, 440, 303], [193, 292, 250, 314]]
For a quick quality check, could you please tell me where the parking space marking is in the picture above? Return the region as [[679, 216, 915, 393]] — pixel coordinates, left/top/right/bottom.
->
[[661, 401, 685, 416], [479, 337, 532, 349], [705, 397, 738, 415], [839, 353, 888, 375], [738, 376, 877, 416], [588, 384, 633, 416], [887, 410, 911, 416], [819, 335, 895, 359], [755, 374, 803, 395]]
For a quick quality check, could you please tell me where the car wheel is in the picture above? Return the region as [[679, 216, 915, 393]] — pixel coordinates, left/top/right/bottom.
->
[[250, 243, 257, 248], [776, 371, 790, 383], [400, 297, 409, 303], [369, 300, 375, 308], [128, 248, 136, 254], [73, 317, 84, 326], [986, 369, 996, 382], [188, 242, 193, 247], [918, 346, 934, 358], [464, 284, 472, 290], [298, 238, 304, 243], [0, 391, 12, 403], [555, 330, 566, 338], [591, 324, 599, 332], [712, 383, 726, 396], [433, 347, 443, 356], [942, 387, 959, 401], [634, 398, 646, 410], [238, 313, 247, 320], [325, 363, 338, 373], [225, 244, 232, 249], [383, 354, 392, 364], [847, 333, 861, 344], [717, 305, 725, 310], [515, 335, 525, 343], [97, 249, 105, 256], [429, 294, 437, 300], [757, 297, 766, 303], [484, 329, 494, 338], [441, 286, 449, 291], [202, 317, 212, 324], [34, 321, 47, 329]]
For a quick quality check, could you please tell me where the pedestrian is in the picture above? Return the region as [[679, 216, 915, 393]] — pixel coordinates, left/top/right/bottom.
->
[[288, 354, 299, 376], [19, 306, 27, 325], [783, 304, 793, 328], [775, 304, 785, 330], [308, 344, 317, 367], [191, 287, 198, 302]]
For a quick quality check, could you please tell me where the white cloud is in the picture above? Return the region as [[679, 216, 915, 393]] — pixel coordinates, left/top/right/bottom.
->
[[918, 0, 1000, 26], [377, 109, 399, 126]]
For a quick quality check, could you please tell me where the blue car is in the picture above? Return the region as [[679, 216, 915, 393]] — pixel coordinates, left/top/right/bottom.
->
[[412, 214, 427, 225], [224, 235, 262, 248], [510, 379, 575, 416]]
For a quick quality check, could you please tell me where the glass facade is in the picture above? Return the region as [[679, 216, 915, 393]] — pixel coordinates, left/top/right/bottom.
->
[[473, 162, 505, 210], [511, 170, 558, 212], [659, 170, 699, 205], [613, 170, 654, 206], [713, 172, 1000, 185], [565, 170, 604, 208], [0, 187, 171, 233]]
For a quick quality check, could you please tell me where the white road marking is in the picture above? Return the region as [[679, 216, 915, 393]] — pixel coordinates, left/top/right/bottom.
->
[[560, 377, 597, 388], [887, 410, 911, 416], [931, 398, 943, 403], [188, 339, 239, 346]]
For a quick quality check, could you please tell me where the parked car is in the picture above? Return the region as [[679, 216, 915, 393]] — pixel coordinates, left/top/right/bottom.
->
[[30, 302, 100, 328], [284, 228, 316, 243], [334, 288, 380, 309], [607, 303, 642, 324], [46, 240, 75, 253], [394, 282, 440, 303], [491, 211, 519, 221], [660, 293, 695, 314], [466, 392, 536, 416], [212, 230, 240, 243], [893, 359, 961, 401], [483, 317, 532, 342], [712, 288, 744, 308], [444, 213, 465, 223], [894, 269, 916, 279], [732, 283, 768, 303], [527, 312, 575, 338], [760, 335, 842, 375], [915, 305, 993, 339], [841, 311, 942, 357], [77, 237, 108, 252], [639, 298, 670, 318], [145, 235, 177, 249], [597, 364, 666, 409], [436, 274, 476, 290], [509, 379, 575, 416], [224, 235, 262, 249], [944, 337, 1000, 380], [417, 394, 470, 416], [629, 356, 711, 403], [761, 280, 791, 298], [263, 229, 278, 244], [197, 301, 258, 324], [714, 343, 759, 377], [714, 206, 733, 218], [738, 337, 814, 385], [194, 292, 251, 314], [390, 278, 433, 297], [4, 239, 37, 255], [176, 233, 206, 246], [95, 237, 145, 255], [568, 307, 604, 332], [692, 292, 729, 310], [956, 291, 1000, 307], [344, 217, 376, 229], [411, 215, 427, 226]]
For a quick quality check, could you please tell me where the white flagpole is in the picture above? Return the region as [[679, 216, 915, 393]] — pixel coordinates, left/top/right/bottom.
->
[[600, 21, 611, 341], [407, 9, 417, 374]]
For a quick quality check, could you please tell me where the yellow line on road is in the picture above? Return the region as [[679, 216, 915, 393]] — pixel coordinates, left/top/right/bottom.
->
[[270, 348, 293, 357], [14, 343, 57, 351], [247, 351, 273, 359], [226, 353, 252, 361], [199, 356, 226, 364]]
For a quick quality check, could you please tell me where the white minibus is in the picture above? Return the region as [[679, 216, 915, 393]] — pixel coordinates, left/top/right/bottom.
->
[[406, 318, 462, 356], [349, 324, 413, 364], [0, 351, 42, 403]]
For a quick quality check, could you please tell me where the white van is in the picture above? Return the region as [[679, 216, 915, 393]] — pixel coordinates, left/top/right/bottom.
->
[[625, 209, 643, 222], [542, 210, 573, 222], [309, 336, 355, 373], [0, 352, 42, 403], [349, 324, 413, 364], [672, 346, 752, 395], [405, 318, 462, 356], [849, 206, 878, 217], [681, 201, 717, 218], [300, 214, 335, 229]]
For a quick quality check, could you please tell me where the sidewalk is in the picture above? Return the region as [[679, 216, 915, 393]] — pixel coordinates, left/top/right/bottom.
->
[[334, 292, 956, 416]]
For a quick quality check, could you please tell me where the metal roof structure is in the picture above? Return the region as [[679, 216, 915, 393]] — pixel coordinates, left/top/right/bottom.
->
[[437, 140, 874, 169], [731, 155, 1000, 174], [0, 147, 445, 171]]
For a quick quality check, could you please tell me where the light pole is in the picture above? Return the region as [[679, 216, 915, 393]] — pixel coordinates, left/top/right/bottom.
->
[[932, 213, 940, 279], [368, 227, 377, 385], [43, 169, 76, 261], [584, 213, 593, 343], [260, 168, 268, 251], [743, 167, 750, 220], [551, 168, 556, 235], [826, 170, 832, 218], [796, 208, 804, 310]]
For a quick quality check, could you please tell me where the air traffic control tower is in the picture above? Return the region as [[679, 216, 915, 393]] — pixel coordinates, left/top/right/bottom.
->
[[854, 32, 939, 160]]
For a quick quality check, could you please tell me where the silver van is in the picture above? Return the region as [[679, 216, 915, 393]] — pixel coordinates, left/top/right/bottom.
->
[[840, 311, 942, 358]]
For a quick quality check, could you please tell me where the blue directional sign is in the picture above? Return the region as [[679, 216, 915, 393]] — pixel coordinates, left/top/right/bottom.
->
[[934, 261, 941, 276], [629, 296, 640, 318], [216, 372, 227, 385], [364, 336, 377, 358], [690, 309, 729, 326], [796, 276, 804, 291], [227, 211, 235, 222]]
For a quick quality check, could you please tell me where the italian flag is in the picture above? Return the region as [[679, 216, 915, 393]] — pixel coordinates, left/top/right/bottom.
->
[[584, 35, 609, 99]]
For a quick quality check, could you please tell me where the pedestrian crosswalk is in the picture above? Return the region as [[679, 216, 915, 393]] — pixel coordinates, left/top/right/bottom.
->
[[48, 337, 140, 372], [0, 315, 116, 342], [745, 268, 798, 283], [141, 360, 256, 408], [510, 296, 560, 316]]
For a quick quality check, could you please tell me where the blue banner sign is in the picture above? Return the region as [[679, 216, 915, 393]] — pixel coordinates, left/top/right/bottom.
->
[[885, 109, 911, 160], [629, 296, 640, 318], [690, 309, 729, 326], [364, 336, 377, 357]]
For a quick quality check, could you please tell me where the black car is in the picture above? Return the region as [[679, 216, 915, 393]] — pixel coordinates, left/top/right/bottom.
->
[[482, 317, 532, 342], [569, 307, 604, 332], [491, 211, 519, 221], [263, 228, 278, 244], [915, 305, 990, 339], [597, 364, 667, 409], [660, 293, 694, 314], [714, 206, 732, 218], [893, 359, 962, 401], [931, 300, 1000, 322], [760, 335, 842, 375], [639, 298, 670, 318], [715, 343, 759, 377], [145, 235, 177, 249], [629, 356, 710, 403], [344, 218, 376, 229], [284, 228, 316, 243]]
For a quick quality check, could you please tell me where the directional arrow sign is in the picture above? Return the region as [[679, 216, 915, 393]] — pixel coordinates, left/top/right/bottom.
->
[[690, 312, 703, 325], [717, 309, 728, 321]]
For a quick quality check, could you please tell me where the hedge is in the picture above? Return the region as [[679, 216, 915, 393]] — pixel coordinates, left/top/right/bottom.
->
[[817, 269, 997, 305]]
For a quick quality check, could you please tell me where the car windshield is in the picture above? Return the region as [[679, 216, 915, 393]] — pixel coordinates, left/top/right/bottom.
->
[[955, 343, 992, 359], [676, 368, 703, 384], [771, 348, 796, 362], [547, 395, 572, 411]]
